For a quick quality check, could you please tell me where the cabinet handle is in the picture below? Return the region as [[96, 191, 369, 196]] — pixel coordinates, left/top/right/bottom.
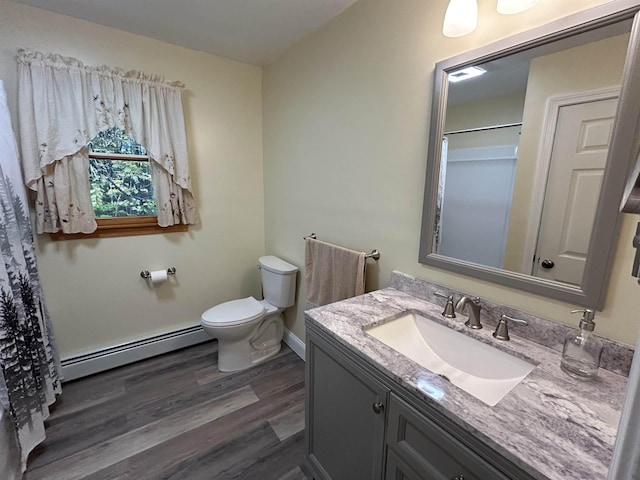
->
[[451, 476, 465, 480], [372, 401, 384, 414]]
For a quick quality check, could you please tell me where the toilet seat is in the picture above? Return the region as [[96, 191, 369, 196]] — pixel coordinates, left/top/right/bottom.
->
[[201, 297, 265, 327]]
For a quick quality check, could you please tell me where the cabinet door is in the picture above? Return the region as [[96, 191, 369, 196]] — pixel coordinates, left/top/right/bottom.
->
[[385, 448, 425, 480], [306, 335, 388, 480], [386, 393, 511, 480]]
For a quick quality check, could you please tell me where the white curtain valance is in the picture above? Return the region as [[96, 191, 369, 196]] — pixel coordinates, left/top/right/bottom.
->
[[17, 48, 199, 233]]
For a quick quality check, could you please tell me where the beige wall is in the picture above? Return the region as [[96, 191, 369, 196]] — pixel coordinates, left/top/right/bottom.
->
[[263, 0, 640, 345], [0, 0, 265, 359], [505, 33, 630, 272]]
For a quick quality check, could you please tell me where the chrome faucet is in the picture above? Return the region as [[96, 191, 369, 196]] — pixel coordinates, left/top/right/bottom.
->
[[455, 296, 482, 329]]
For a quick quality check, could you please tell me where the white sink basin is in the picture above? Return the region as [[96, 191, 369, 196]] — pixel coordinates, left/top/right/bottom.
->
[[366, 312, 535, 406]]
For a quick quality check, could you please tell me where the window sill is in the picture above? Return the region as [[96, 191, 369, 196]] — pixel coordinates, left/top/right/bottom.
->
[[49, 216, 188, 240]]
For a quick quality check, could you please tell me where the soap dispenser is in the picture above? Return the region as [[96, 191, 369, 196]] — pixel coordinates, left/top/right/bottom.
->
[[560, 309, 603, 380]]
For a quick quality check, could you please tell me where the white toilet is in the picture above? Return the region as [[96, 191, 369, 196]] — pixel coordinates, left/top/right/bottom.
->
[[200, 255, 298, 372]]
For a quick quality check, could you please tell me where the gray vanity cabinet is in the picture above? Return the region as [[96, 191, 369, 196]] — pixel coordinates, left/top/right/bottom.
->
[[306, 324, 538, 480], [386, 393, 511, 480], [305, 331, 389, 480]]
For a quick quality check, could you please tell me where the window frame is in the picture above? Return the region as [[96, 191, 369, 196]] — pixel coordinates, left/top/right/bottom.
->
[[50, 149, 188, 240]]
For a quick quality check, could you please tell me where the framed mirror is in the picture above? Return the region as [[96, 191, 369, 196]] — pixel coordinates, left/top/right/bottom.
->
[[419, 1, 640, 309]]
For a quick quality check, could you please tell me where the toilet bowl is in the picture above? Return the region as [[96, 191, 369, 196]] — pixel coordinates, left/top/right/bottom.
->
[[201, 256, 298, 372]]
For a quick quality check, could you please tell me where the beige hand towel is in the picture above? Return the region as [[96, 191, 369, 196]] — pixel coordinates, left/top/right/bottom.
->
[[305, 238, 366, 307]]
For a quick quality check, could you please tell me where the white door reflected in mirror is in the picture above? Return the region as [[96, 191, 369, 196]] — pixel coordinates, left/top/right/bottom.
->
[[531, 97, 617, 285]]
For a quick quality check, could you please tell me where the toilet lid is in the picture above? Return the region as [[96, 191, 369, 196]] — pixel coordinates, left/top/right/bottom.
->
[[201, 297, 265, 327]]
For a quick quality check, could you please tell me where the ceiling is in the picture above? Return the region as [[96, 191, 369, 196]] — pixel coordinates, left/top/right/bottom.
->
[[9, 0, 359, 66]]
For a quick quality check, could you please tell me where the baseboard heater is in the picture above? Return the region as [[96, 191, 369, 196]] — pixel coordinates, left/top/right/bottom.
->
[[60, 325, 212, 382], [61, 326, 306, 382]]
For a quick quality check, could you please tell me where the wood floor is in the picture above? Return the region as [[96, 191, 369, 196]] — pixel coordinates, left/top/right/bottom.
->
[[25, 341, 308, 480]]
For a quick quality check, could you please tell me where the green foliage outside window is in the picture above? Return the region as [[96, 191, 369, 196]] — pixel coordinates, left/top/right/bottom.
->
[[88, 126, 147, 155], [88, 128, 157, 218]]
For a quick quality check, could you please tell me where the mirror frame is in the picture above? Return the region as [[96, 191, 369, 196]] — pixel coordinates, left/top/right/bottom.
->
[[419, 0, 640, 309]]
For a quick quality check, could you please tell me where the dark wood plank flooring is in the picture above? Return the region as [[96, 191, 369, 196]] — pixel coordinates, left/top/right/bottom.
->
[[25, 341, 308, 480]]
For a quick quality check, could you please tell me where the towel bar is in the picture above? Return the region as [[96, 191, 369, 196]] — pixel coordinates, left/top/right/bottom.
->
[[303, 234, 380, 260], [366, 250, 381, 260]]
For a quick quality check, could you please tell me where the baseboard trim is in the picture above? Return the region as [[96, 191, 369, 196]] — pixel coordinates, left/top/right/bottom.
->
[[62, 325, 304, 381], [283, 328, 305, 360], [61, 326, 212, 382]]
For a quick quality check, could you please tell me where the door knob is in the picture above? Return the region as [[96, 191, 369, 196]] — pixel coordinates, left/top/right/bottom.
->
[[372, 401, 384, 414], [541, 259, 555, 269]]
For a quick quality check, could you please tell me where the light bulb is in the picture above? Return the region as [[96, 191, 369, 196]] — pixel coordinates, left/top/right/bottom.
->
[[442, 0, 478, 37], [497, 0, 539, 15]]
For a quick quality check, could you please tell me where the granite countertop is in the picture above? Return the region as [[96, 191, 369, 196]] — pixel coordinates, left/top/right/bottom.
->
[[304, 287, 628, 480]]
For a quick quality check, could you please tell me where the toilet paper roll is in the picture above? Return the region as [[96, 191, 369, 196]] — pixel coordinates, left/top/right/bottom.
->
[[149, 270, 168, 285]]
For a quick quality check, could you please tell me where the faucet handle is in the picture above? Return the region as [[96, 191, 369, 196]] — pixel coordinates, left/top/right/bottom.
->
[[434, 292, 456, 318], [492, 314, 528, 341]]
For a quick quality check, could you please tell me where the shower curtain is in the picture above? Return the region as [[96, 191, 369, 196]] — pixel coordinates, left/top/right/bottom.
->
[[434, 136, 448, 253], [0, 79, 62, 476]]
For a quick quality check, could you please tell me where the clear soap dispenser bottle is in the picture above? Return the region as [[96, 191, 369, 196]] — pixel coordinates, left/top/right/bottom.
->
[[560, 309, 603, 380]]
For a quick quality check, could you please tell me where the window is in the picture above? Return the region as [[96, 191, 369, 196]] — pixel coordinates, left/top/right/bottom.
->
[[88, 127, 156, 218], [51, 127, 187, 239], [19, 50, 199, 236]]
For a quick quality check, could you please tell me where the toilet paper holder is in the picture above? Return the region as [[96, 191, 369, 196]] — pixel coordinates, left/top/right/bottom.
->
[[140, 267, 176, 279]]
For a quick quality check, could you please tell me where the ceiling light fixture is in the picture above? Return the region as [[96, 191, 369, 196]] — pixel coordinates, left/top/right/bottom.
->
[[497, 0, 539, 15], [443, 0, 538, 38], [442, 0, 478, 38]]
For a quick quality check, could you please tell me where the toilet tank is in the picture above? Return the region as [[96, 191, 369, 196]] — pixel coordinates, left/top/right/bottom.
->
[[258, 256, 298, 308]]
